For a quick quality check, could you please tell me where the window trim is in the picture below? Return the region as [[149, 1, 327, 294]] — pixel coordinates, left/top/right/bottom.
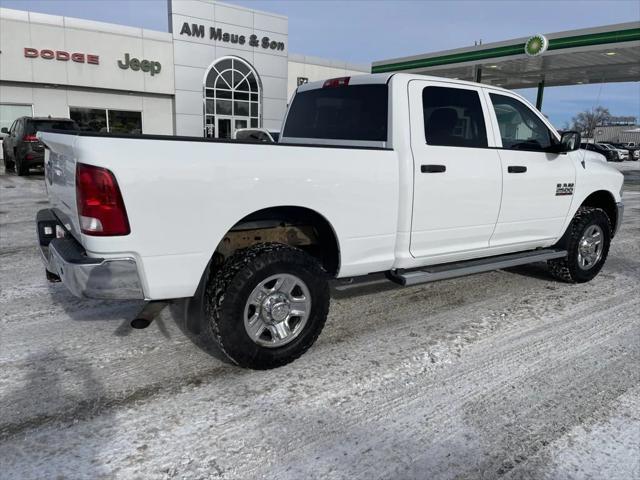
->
[[482, 87, 560, 152]]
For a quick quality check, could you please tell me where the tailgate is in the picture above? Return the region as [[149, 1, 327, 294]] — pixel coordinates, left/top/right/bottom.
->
[[38, 132, 82, 240]]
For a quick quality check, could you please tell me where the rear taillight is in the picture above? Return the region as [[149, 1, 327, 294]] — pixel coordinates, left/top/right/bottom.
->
[[323, 76, 350, 88], [23, 134, 38, 142], [76, 163, 130, 236]]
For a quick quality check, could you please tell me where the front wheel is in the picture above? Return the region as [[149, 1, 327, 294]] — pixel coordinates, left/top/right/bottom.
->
[[204, 243, 330, 369], [2, 147, 15, 172], [548, 207, 611, 283]]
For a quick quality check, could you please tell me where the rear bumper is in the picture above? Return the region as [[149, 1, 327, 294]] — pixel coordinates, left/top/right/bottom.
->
[[37, 209, 144, 300], [18, 146, 44, 165]]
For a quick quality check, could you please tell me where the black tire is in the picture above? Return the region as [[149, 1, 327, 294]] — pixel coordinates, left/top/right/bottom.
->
[[2, 148, 15, 172], [548, 207, 611, 283], [15, 155, 28, 176], [203, 243, 330, 369]]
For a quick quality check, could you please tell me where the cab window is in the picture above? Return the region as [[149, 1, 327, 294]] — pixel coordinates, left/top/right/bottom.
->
[[489, 93, 552, 151], [422, 86, 488, 148]]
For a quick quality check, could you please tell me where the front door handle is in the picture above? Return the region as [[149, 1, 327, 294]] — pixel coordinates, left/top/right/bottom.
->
[[421, 164, 446, 173], [508, 166, 527, 173]]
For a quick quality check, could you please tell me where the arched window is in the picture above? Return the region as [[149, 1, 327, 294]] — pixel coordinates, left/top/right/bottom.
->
[[203, 56, 261, 138]]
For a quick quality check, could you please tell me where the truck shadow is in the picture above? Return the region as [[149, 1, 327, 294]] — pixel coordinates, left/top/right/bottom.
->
[[503, 262, 556, 281], [167, 275, 234, 365], [0, 349, 114, 478]]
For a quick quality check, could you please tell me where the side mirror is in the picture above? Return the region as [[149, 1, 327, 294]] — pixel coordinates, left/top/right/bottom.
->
[[0, 127, 8, 134], [559, 131, 581, 152]]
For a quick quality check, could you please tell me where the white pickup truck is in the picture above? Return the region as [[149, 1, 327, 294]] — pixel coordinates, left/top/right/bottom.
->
[[37, 73, 624, 369]]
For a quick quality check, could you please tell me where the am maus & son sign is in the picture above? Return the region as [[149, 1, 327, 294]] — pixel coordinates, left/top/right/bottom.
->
[[179, 22, 285, 51]]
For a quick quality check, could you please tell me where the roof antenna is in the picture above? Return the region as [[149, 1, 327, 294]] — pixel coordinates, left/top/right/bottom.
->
[[581, 72, 606, 169]]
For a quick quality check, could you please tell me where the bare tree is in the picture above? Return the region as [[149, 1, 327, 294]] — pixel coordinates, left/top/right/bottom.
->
[[570, 106, 611, 137]]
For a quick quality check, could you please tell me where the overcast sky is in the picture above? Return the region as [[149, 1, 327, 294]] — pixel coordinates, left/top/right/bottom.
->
[[1, 0, 638, 127]]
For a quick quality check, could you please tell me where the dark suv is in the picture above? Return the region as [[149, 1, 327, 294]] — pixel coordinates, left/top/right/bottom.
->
[[1, 117, 78, 175], [580, 142, 620, 162]]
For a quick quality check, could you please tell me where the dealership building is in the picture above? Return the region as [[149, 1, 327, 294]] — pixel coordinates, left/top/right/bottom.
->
[[0, 0, 368, 138]]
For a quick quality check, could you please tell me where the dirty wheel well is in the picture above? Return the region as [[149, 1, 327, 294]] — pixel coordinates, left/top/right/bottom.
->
[[213, 206, 340, 276], [581, 190, 618, 235]]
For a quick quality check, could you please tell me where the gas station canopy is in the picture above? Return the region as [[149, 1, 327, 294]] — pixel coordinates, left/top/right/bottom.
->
[[372, 23, 640, 91]]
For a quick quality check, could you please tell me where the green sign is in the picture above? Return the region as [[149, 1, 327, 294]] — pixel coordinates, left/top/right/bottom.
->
[[117, 53, 161, 76], [525, 34, 548, 57]]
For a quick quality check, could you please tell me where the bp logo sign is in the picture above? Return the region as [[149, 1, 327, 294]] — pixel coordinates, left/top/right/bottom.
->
[[525, 34, 548, 57]]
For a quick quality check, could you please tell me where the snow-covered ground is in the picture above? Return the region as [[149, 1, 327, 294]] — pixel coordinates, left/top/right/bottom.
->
[[1, 162, 639, 480]]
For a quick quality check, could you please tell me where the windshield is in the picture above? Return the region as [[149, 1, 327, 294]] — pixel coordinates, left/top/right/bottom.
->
[[26, 120, 78, 134], [283, 84, 388, 142]]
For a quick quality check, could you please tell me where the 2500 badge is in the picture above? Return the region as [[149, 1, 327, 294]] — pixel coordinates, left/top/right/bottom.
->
[[556, 182, 575, 196]]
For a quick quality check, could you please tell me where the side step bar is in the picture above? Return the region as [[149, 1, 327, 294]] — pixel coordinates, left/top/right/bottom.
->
[[387, 249, 567, 287]]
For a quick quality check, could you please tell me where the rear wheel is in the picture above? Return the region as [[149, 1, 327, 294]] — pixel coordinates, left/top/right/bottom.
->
[[15, 154, 29, 176], [548, 207, 611, 283], [203, 243, 330, 369]]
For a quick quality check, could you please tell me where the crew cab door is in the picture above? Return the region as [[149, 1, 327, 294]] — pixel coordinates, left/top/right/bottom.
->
[[409, 81, 502, 258], [484, 90, 576, 246]]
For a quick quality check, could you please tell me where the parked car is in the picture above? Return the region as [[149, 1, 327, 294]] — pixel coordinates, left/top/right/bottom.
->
[[600, 143, 628, 161], [37, 73, 624, 369], [580, 142, 620, 162], [233, 128, 277, 143], [610, 142, 639, 161], [1, 117, 78, 175]]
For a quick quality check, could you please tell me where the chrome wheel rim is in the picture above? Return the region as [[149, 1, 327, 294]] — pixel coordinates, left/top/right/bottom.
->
[[243, 273, 311, 348], [577, 224, 604, 270]]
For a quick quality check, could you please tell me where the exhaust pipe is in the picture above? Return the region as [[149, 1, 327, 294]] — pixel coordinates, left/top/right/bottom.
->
[[131, 301, 168, 329]]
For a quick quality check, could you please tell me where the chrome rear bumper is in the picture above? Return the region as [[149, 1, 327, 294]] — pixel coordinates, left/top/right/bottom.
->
[[37, 209, 144, 300]]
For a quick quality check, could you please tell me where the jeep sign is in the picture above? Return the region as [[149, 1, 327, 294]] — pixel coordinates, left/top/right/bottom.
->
[[117, 53, 161, 76]]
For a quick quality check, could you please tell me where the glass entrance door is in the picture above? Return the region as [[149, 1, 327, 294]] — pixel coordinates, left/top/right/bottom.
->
[[204, 56, 262, 138], [213, 116, 250, 139], [216, 117, 232, 139]]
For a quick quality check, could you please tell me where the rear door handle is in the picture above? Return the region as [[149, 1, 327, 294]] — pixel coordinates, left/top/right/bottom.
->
[[421, 164, 446, 173], [508, 166, 527, 173]]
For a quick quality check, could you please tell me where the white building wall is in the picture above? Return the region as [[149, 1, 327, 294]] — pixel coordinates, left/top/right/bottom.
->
[[0, 7, 175, 135], [171, 0, 289, 135], [287, 54, 370, 101], [0, 7, 175, 95]]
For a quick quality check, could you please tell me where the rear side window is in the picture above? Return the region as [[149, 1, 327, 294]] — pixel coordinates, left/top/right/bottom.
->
[[423, 86, 488, 148], [26, 120, 77, 134], [283, 85, 388, 141]]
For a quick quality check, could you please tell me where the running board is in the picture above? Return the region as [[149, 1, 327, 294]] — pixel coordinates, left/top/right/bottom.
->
[[387, 249, 567, 287]]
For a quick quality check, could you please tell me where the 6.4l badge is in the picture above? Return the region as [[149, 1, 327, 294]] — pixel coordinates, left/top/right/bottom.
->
[[556, 183, 574, 196]]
